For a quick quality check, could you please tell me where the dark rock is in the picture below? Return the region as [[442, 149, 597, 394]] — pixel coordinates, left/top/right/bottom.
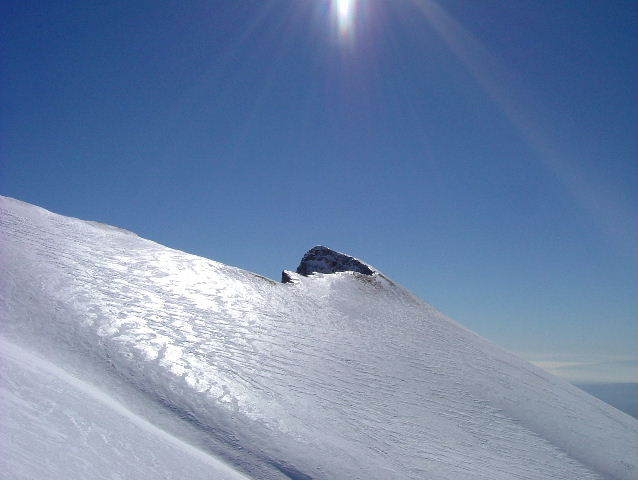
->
[[281, 270, 296, 284], [295, 246, 375, 277]]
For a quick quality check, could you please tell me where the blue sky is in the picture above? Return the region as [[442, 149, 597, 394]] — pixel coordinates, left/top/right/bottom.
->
[[2, 0, 636, 382]]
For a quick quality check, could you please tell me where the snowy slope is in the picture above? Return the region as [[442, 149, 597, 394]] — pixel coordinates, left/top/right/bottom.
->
[[1, 195, 636, 480], [0, 338, 249, 480]]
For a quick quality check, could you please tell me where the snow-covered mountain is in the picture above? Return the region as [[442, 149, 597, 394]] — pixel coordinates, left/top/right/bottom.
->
[[1, 195, 636, 480]]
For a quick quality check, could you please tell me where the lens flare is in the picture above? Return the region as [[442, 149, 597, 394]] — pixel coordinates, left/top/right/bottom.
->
[[410, 0, 634, 249]]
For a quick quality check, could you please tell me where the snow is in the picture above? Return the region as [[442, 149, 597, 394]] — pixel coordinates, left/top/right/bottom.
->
[[1, 195, 636, 480], [0, 338, 249, 480]]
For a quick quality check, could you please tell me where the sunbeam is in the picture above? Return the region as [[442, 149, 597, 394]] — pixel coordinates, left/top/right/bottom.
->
[[409, 0, 634, 251]]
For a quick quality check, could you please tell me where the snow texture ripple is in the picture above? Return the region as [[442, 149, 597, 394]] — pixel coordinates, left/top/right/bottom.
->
[[0, 195, 636, 480]]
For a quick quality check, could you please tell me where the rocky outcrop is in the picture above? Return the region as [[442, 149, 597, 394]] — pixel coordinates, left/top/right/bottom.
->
[[281, 270, 299, 284], [290, 246, 375, 280]]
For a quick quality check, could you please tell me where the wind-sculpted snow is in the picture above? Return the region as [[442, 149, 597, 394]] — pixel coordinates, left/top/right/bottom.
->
[[0, 338, 249, 480], [1, 195, 636, 480]]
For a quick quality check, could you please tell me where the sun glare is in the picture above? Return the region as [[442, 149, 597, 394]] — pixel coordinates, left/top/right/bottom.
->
[[333, 0, 357, 36]]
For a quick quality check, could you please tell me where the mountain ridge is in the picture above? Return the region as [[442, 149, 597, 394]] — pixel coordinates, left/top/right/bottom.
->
[[1, 195, 636, 480]]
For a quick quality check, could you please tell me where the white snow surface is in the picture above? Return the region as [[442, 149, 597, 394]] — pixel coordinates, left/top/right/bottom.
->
[[0, 195, 636, 480]]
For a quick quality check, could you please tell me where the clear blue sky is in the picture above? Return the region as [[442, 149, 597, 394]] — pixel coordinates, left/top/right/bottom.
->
[[2, 0, 636, 382]]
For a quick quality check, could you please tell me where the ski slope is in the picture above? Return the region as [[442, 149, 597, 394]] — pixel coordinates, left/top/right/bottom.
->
[[1, 195, 636, 480]]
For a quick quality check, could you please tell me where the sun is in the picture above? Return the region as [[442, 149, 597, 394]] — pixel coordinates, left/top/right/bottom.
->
[[333, 0, 357, 36]]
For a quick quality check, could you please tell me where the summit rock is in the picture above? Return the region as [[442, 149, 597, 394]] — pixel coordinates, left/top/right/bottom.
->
[[295, 246, 375, 277]]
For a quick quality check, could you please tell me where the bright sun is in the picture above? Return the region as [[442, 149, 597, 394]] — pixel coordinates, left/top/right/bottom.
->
[[333, 0, 357, 36]]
